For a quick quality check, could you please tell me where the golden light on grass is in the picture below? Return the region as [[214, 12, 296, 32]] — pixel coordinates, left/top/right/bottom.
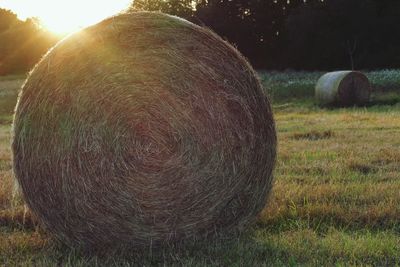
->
[[0, 0, 132, 35]]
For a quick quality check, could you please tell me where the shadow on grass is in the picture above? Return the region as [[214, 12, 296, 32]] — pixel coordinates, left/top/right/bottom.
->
[[29, 230, 292, 267], [366, 98, 400, 107], [0, 207, 38, 231], [0, 208, 292, 266], [271, 90, 400, 112]]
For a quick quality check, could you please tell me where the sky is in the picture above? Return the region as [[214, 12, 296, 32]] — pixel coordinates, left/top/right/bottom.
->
[[0, 0, 132, 34]]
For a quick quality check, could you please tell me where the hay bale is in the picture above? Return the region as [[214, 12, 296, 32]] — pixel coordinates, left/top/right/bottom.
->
[[315, 71, 371, 106], [12, 12, 276, 249]]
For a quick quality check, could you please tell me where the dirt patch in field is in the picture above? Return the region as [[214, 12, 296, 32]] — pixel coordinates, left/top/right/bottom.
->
[[348, 163, 378, 175], [370, 149, 400, 172], [291, 130, 334, 141]]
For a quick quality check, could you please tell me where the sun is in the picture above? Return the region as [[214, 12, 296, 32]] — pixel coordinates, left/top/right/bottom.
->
[[0, 0, 132, 35]]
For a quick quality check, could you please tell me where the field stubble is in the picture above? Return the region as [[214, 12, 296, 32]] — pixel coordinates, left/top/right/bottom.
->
[[0, 71, 399, 266]]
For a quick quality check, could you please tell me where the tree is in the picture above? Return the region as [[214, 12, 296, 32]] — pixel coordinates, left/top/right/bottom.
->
[[130, 0, 195, 18], [0, 9, 58, 75], [2, 1, 400, 73], [130, 0, 301, 68], [284, 0, 378, 70], [0, 9, 19, 32]]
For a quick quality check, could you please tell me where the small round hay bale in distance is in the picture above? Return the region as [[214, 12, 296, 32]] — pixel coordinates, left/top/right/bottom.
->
[[12, 12, 277, 250], [315, 71, 371, 106]]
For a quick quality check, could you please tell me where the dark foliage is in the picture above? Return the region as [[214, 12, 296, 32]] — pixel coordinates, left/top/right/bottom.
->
[[1, 0, 400, 74], [284, 0, 400, 70], [131, 0, 400, 70], [0, 9, 57, 75]]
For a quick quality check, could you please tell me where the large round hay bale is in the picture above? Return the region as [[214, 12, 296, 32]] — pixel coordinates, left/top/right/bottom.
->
[[315, 71, 371, 106], [12, 12, 276, 249]]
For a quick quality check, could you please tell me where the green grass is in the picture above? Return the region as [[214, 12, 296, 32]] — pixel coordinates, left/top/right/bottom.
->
[[1, 71, 400, 266], [261, 69, 400, 106]]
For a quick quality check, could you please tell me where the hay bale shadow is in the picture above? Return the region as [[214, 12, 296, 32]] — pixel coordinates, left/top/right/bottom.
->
[[48, 230, 289, 266], [0, 206, 38, 231]]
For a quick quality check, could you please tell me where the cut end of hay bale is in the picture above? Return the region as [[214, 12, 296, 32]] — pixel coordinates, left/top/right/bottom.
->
[[12, 11, 276, 250], [315, 71, 371, 106]]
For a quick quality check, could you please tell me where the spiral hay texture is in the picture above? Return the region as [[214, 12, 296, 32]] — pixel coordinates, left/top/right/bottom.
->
[[315, 71, 371, 106], [12, 12, 276, 249]]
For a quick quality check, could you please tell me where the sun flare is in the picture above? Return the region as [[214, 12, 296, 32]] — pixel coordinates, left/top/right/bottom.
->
[[0, 0, 132, 34]]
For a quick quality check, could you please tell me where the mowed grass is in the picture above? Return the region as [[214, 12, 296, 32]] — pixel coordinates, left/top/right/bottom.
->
[[0, 71, 400, 266]]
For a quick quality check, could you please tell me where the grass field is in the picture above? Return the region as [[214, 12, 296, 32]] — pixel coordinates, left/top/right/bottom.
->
[[0, 71, 399, 266]]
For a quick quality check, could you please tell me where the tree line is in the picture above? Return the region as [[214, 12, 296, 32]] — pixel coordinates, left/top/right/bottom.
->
[[131, 0, 400, 70], [0, 9, 57, 75], [1, 0, 399, 75]]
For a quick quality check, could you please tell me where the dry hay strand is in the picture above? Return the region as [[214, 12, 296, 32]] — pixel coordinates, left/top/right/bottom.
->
[[12, 11, 276, 250], [315, 71, 371, 106]]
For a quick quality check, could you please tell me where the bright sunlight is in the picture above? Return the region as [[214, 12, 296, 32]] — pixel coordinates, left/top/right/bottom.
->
[[0, 0, 132, 34]]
